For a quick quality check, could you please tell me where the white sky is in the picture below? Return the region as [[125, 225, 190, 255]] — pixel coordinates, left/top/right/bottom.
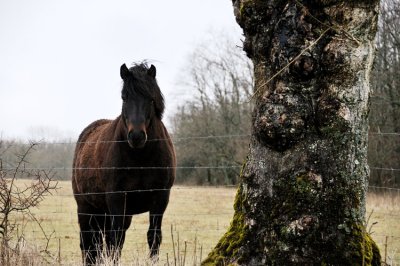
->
[[0, 0, 242, 141]]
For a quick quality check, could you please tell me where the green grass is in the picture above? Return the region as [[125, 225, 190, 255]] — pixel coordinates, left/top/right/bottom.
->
[[8, 180, 400, 265]]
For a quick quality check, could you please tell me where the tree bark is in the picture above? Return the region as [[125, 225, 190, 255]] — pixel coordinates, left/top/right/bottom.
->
[[204, 0, 381, 265]]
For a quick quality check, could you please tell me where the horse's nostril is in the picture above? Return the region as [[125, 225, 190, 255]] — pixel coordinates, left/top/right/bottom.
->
[[139, 131, 146, 139], [128, 131, 135, 140]]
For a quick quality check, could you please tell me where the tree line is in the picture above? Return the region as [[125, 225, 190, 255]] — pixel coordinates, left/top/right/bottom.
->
[[368, 0, 400, 188], [1, 0, 399, 187]]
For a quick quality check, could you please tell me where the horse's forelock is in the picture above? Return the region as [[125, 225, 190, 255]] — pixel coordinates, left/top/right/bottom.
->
[[122, 63, 165, 119]]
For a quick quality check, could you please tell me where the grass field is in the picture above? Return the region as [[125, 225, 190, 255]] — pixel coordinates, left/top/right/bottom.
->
[[7, 180, 400, 265]]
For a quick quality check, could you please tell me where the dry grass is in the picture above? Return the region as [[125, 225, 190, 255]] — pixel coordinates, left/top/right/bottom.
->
[[8, 180, 400, 265], [13, 181, 236, 265], [366, 190, 400, 265]]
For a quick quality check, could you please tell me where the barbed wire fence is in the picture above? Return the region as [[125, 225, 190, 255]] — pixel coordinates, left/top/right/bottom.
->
[[0, 133, 399, 265]]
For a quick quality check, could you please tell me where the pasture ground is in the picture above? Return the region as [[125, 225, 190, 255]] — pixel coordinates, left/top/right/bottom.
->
[[9, 180, 400, 265]]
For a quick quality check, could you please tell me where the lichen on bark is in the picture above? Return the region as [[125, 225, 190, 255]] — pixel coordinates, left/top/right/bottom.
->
[[204, 0, 381, 265]]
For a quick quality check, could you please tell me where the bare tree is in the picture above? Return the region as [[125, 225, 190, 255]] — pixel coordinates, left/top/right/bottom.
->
[[173, 34, 253, 185], [204, 0, 381, 265]]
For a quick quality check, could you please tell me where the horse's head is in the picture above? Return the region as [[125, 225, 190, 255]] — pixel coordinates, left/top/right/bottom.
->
[[120, 63, 165, 149]]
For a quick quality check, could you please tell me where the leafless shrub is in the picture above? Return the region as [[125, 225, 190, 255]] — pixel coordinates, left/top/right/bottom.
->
[[0, 141, 58, 266]]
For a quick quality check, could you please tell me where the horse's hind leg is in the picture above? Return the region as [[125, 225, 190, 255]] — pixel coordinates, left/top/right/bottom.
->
[[77, 205, 105, 265]]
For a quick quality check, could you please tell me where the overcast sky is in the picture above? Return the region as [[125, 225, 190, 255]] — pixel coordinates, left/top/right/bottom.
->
[[0, 0, 242, 141]]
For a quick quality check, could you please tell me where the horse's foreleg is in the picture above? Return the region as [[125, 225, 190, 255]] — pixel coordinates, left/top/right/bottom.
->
[[106, 194, 132, 261], [148, 211, 164, 258], [106, 214, 130, 257], [77, 210, 104, 265], [148, 191, 170, 258]]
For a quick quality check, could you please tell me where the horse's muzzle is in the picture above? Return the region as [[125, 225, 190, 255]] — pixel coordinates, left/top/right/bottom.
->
[[127, 130, 147, 149]]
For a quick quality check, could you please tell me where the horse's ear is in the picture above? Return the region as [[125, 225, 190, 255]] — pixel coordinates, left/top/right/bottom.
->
[[120, 63, 130, 80], [147, 64, 156, 78]]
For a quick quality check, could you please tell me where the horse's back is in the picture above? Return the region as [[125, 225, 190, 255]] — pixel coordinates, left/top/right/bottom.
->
[[77, 119, 111, 144]]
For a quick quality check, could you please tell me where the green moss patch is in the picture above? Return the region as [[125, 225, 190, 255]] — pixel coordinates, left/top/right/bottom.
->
[[346, 223, 381, 266], [202, 185, 249, 266]]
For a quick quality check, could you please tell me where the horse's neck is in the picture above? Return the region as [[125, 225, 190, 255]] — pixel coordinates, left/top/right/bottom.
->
[[147, 119, 165, 140], [112, 115, 126, 141]]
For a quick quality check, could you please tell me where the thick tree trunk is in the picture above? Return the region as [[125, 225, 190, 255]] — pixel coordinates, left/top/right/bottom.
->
[[204, 0, 381, 265]]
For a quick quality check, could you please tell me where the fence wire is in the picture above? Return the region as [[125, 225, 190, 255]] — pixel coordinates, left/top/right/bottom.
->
[[1, 130, 399, 146], [1, 132, 400, 264], [4, 184, 400, 264]]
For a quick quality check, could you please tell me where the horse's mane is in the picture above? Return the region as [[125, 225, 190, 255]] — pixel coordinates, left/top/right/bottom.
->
[[122, 62, 165, 119]]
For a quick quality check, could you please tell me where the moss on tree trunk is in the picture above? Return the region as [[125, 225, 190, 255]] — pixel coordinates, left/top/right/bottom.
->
[[204, 0, 381, 265]]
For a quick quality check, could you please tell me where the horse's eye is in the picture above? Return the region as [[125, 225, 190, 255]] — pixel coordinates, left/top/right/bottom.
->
[[122, 95, 127, 102]]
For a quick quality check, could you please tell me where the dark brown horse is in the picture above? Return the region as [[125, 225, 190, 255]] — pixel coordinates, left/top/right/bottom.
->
[[72, 63, 175, 264]]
